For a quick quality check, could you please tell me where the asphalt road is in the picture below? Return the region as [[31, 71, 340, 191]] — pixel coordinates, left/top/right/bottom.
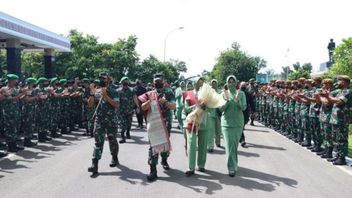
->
[[1, 120, 352, 198]]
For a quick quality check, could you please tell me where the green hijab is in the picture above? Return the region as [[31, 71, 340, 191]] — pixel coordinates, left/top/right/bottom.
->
[[226, 75, 238, 96]]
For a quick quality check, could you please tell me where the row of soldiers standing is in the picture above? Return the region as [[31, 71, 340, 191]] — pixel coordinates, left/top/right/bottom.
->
[[0, 74, 94, 154], [256, 76, 352, 165]]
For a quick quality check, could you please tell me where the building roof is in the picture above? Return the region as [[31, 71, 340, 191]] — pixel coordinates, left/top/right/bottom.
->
[[0, 11, 70, 52]]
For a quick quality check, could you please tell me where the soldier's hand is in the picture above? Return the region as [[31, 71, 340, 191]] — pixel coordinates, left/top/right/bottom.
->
[[159, 97, 167, 104], [101, 88, 108, 98]]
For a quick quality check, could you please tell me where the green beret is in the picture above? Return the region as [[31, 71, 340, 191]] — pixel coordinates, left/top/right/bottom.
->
[[99, 72, 109, 77], [82, 78, 89, 83], [59, 79, 67, 84], [26, 77, 37, 84], [50, 77, 58, 83], [120, 76, 129, 83], [249, 78, 255, 82], [7, 74, 19, 80], [37, 77, 48, 84]]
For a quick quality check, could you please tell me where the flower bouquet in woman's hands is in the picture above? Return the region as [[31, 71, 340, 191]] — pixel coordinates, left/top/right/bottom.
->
[[186, 83, 226, 132]]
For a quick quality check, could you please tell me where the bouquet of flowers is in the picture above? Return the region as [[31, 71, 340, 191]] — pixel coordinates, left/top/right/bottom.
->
[[186, 83, 226, 132]]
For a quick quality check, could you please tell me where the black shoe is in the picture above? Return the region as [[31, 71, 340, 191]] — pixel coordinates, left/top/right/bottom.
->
[[38, 134, 52, 142], [7, 142, 24, 152], [321, 147, 333, 159], [198, 167, 205, 172], [250, 122, 254, 126], [185, 170, 195, 177], [229, 171, 236, 177], [317, 148, 327, 156], [119, 139, 126, 144], [301, 141, 311, 147], [333, 157, 347, 166], [327, 156, 339, 162], [241, 142, 247, 148], [216, 143, 221, 148], [208, 149, 214, 153], [147, 166, 157, 182], [88, 159, 99, 174], [308, 145, 316, 150], [126, 135, 131, 139], [109, 155, 119, 167], [50, 131, 61, 138], [24, 138, 37, 147], [0, 151, 8, 158], [312, 146, 324, 153], [60, 127, 69, 134], [161, 159, 170, 170]]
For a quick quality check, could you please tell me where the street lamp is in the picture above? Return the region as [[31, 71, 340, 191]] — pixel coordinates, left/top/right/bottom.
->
[[163, 26, 184, 62]]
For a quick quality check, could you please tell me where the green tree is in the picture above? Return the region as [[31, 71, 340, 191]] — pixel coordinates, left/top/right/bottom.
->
[[0, 51, 6, 78], [281, 66, 293, 80], [170, 59, 187, 73], [210, 42, 266, 85], [288, 62, 312, 80], [327, 37, 352, 78], [22, 52, 44, 78]]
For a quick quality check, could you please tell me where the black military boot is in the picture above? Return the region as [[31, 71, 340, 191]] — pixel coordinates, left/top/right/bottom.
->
[[308, 144, 316, 150], [24, 138, 37, 147], [38, 133, 52, 142], [109, 155, 119, 167], [333, 156, 347, 166], [88, 159, 99, 174], [327, 155, 339, 162], [147, 165, 157, 182], [60, 127, 69, 134], [312, 145, 324, 153], [321, 147, 333, 159], [50, 130, 61, 138], [317, 147, 327, 156], [7, 142, 24, 152], [301, 139, 312, 147], [126, 130, 131, 139], [0, 151, 8, 158], [161, 158, 170, 170]]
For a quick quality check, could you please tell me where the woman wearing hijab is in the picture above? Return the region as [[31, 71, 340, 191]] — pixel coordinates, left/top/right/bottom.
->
[[184, 77, 211, 176], [220, 75, 247, 177]]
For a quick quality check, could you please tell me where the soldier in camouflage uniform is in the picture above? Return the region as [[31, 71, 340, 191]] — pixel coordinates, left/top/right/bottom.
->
[[88, 73, 120, 175], [306, 77, 324, 152], [317, 79, 334, 159], [34, 77, 52, 142], [22, 77, 38, 147], [81, 78, 93, 136], [326, 75, 351, 165], [0, 74, 25, 152], [117, 76, 139, 143], [297, 79, 313, 147], [0, 78, 7, 157], [56, 79, 69, 134], [48, 77, 61, 138]]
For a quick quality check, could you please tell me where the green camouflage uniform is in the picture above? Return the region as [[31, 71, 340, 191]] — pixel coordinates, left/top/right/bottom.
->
[[92, 85, 120, 160], [117, 86, 136, 140], [1, 86, 21, 144], [22, 87, 37, 139], [309, 87, 322, 147], [329, 88, 352, 158], [300, 88, 313, 143]]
